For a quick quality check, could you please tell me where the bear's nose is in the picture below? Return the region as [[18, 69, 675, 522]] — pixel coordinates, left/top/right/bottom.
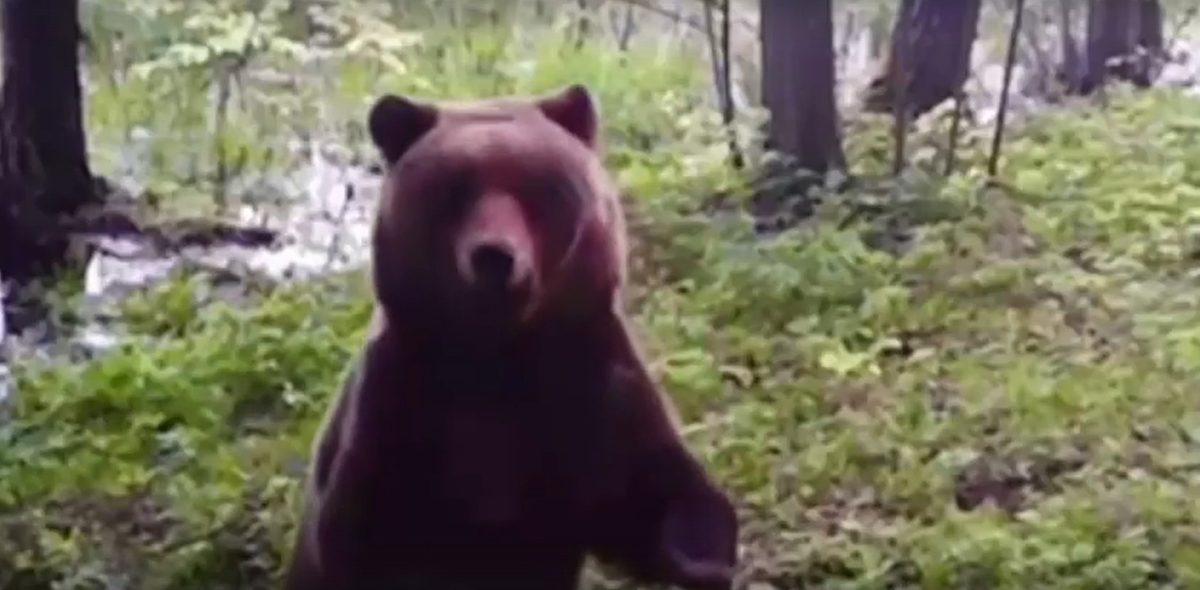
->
[[469, 243, 516, 289]]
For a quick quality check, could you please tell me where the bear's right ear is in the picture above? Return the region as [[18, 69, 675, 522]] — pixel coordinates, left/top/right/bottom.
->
[[537, 84, 599, 149], [368, 94, 438, 166]]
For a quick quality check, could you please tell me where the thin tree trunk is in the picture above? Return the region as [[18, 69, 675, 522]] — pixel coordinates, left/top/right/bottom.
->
[[213, 67, 232, 209], [575, 0, 591, 49], [704, 0, 727, 112], [990, 0, 1026, 178], [944, 92, 965, 176], [0, 0, 96, 281], [890, 20, 910, 176], [720, 0, 743, 169], [614, 3, 636, 50], [705, 0, 743, 169], [864, 0, 983, 120], [1059, 0, 1087, 93]]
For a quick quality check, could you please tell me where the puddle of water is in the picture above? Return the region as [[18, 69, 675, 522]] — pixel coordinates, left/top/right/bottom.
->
[[0, 148, 383, 412], [84, 149, 381, 297]]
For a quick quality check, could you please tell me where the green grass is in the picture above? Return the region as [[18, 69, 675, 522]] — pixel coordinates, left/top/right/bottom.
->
[[6, 8, 1200, 589]]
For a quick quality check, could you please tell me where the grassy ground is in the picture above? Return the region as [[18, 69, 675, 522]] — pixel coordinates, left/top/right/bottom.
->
[[4, 13, 1200, 590]]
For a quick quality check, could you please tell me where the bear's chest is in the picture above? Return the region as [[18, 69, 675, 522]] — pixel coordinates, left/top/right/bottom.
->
[[379, 383, 625, 534], [355, 344, 633, 557], [438, 406, 620, 516], [437, 410, 538, 525]]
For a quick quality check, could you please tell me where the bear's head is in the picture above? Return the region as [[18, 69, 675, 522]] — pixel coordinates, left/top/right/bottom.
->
[[366, 85, 626, 337]]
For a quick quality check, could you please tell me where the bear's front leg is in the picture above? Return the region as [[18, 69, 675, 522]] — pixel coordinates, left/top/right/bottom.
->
[[589, 438, 738, 590], [285, 339, 407, 589], [585, 311, 739, 590]]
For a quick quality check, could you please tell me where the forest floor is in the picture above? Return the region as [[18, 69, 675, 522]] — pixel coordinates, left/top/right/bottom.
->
[[4, 19, 1200, 590]]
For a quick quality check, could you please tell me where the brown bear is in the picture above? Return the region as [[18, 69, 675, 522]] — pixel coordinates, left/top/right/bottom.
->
[[281, 84, 738, 590]]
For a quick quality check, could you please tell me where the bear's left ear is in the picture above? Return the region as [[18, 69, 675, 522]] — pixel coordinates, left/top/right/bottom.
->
[[368, 94, 439, 166], [536, 84, 599, 149]]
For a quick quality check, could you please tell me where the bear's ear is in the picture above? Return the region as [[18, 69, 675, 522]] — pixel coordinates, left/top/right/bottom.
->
[[368, 94, 438, 166], [536, 84, 599, 149]]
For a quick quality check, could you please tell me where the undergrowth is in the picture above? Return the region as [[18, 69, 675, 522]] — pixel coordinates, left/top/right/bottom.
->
[[4, 5, 1200, 589]]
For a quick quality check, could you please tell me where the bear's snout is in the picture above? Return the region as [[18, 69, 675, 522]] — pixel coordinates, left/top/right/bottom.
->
[[468, 242, 517, 290], [455, 191, 537, 306]]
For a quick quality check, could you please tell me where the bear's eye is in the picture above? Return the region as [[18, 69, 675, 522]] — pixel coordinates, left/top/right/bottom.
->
[[433, 172, 478, 223], [519, 172, 586, 253], [521, 170, 586, 206]]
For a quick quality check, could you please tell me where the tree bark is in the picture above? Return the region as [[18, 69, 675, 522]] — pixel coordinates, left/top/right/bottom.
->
[[759, 0, 844, 177], [0, 0, 95, 281], [863, 0, 983, 121], [1137, 0, 1164, 58], [1081, 0, 1164, 93]]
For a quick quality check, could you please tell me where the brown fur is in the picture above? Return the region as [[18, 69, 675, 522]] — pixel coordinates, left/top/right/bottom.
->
[[282, 85, 738, 590]]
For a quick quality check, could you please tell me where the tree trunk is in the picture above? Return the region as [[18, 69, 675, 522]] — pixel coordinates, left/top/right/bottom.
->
[[750, 0, 844, 230], [1137, 0, 1164, 58], [760, 0, 844, 177], [0, 0, 95, 281], [1081, 0, 1164, 93], [863, 0, 983, 120]]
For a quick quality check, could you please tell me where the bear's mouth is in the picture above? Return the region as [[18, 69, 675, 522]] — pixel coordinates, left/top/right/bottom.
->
[[457, 268, 538, 328]]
